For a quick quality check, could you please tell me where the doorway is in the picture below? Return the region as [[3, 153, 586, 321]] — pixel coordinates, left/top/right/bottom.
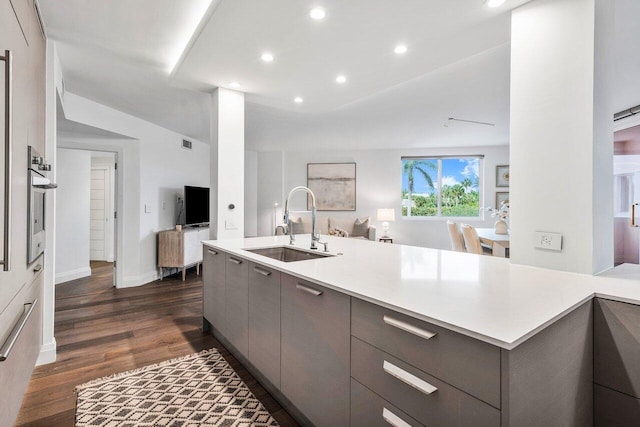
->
[[613, 124, 640, 265], [55, 148, 118, 286]]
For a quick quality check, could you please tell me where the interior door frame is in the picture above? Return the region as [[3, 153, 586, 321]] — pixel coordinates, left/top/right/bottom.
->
[[614, 114, 640, 265], [57, 144, 122, 287]]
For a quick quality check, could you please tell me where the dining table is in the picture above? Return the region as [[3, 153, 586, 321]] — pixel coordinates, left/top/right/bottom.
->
[[476, 228, 510, 258]]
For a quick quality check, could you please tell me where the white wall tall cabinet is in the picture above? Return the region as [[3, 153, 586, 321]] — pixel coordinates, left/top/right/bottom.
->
[[0, 0, 47, 425]]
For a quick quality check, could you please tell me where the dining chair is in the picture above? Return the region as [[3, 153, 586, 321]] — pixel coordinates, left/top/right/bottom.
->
[[446, 220, 466, 252], [460, 224, 490, 255]]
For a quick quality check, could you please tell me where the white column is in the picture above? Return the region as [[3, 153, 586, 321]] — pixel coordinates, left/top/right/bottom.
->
[[509, 0, 614, 274], [210, 88, 245, 239]]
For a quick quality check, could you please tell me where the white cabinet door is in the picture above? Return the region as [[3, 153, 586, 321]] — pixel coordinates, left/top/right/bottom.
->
[[183, 228, 208, 267]]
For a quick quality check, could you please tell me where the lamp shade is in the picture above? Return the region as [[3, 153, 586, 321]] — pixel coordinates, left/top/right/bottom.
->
[[377, 208, 395, 222]]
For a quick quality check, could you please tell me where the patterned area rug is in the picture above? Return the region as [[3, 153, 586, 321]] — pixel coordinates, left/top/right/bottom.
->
[[75, 348, 279, 426]]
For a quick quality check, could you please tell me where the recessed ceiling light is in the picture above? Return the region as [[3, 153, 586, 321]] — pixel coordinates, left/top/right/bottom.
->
[[261, 52, 274, 62], [335, 75, 347, 84], [486, 0, 506, 7], [229, 81, 241, 88], [310, 7, 326, 20], [294, 97, 303, 104], [394, 45, 408, 55]]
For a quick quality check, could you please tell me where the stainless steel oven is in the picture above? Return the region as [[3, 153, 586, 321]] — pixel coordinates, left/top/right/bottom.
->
[[27, 146, 55, 264]]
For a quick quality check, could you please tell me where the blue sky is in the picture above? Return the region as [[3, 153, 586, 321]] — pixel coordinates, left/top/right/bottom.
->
[[402, 158, 479, 195]]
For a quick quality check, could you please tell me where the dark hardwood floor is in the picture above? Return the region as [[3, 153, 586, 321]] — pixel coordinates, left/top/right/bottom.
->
[[16, 261, 298, 426]]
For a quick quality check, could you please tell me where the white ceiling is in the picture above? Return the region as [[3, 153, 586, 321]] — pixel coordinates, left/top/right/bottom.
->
[[39, 0, 640, 150], [173, 0, 529, 112]]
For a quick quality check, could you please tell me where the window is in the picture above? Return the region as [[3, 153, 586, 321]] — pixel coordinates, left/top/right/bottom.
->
[[401, 156, 482, 218]]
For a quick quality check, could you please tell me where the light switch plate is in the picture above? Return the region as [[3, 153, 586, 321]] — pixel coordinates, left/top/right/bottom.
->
[[145, 203, 151, 213], [534, 231, 562, 251], [225, 219, 237, 230]]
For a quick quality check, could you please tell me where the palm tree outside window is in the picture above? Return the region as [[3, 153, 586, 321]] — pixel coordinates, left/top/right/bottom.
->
[[401, 156, 482, 217]]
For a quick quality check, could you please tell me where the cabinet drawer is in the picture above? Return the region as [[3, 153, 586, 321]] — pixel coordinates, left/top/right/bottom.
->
[[351, 298, 500, 408], [248, 262, 281, 389], [351, 378, 424, 427], [0, 275, 42, 427], [225, 254, 249, 357], [202, 247, 225, 332], [351, 337, 500, 427], [595, 384, 640, 427], [594, 298, 640, 398]]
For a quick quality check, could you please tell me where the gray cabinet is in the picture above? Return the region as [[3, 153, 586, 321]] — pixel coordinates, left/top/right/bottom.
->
[[281, 274, 351, 427], [202, 246, 225, 333], [594, 298, 640, 398], [351, 336, 500, 426], [225, 254, 249, 357], [594, 298, 640, 426], [352, 298, 500, 408], [595, 384, 640, 426], [248, 262, 281, 389], [202, 248, 596, 427], [351, 378, 424, 427]]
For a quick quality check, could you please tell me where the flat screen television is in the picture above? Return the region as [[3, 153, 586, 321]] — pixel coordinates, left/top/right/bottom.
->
[[184, 186, 210, 226]]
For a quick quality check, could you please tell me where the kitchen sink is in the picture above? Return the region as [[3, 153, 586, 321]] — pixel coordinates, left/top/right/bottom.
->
[[244, 246, 334, 262]]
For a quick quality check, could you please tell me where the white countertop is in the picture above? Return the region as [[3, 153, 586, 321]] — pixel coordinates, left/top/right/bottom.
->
[[203, 235, 640, 350]]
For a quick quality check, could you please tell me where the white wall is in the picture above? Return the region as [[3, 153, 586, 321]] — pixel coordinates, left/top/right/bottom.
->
[[58, 92, 210, 287], [257, 152, 284, 236], [510, 0, 614, 274], [256, 145, 508, 249], [55, 149, 91, 283], [210, 88, 245, 240], [245, 150, 258, 237]]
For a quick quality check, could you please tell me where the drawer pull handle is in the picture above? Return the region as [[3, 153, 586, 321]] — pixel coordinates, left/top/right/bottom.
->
[[382, 408, 412, 427], [383, 315, 437, 340], [228, 257, 242, 265], [383, 360, 438, 395], [253, 266, 271, 277], [0, 299, 37, 362], [296, 283, 323, 296], [207, 249, 218, 255]]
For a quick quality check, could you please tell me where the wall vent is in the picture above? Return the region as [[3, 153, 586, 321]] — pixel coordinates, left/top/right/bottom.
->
[[182, 139, 193, 150]]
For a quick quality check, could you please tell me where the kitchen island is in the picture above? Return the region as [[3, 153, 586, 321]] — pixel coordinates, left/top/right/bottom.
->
[[202, 235, 640, 427]]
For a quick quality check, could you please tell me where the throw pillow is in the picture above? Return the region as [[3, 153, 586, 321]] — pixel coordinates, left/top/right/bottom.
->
[[351, 217, 370, 237], [329, 227, 349, 237], [290, 217, 305, 234]]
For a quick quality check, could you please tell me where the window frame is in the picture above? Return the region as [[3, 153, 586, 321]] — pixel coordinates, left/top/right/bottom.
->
[[401, 155, 485, 220]]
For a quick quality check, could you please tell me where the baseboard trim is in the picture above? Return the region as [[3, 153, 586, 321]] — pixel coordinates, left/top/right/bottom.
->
[[36, 338, 57, 366], [55, 266, 91, 284]]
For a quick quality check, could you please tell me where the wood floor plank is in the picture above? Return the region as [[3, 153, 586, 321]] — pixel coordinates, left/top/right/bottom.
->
[[16, 261, 298, 426]]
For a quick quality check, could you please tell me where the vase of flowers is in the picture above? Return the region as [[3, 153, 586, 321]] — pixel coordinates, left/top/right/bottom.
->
[[486, 202, 509, 235]]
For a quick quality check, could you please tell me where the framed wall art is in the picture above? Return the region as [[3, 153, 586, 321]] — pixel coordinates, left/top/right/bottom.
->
[[307, 163, 356, 211], [496, 165, 510, 187], [496, 192, 510, 208]]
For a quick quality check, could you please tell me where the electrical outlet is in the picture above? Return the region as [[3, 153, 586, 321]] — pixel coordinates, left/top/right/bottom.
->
[[534, 231, 562, 251]]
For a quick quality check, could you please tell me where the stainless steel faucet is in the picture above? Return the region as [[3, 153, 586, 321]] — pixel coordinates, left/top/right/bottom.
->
[[283, 186, 320, 250]]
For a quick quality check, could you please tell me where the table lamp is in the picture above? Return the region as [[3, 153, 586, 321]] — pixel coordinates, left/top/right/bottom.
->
[[377, 208, 395, 238]]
